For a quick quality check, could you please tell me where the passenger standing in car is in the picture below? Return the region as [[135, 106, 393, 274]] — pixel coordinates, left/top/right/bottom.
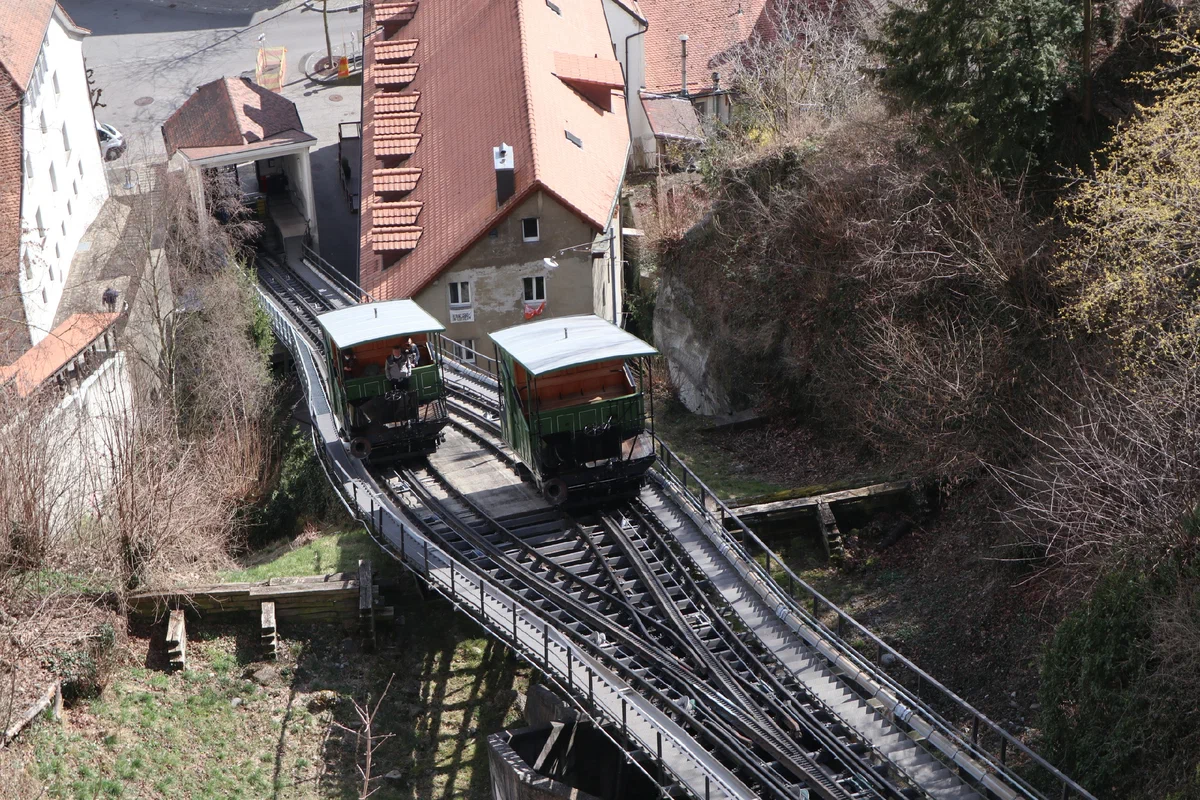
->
[[386, 345, 411, 389]]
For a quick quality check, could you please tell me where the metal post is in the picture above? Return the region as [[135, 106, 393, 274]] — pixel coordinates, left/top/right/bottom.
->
[[480, 579, 486, 617], [621, 698, 627, 737], [353, 483, 357, 504], [656, 731, 663, 784], [609, 229, 619, 326], [401, 526, 406, 562], [588, 668, 594, 705], [543, 623, 549, 667], [971, 715, 980, 744], [450, 560, 455, 596], [423, 540, 429, 576], [567, 649, 573, 690], [378, 505, 384, 531], [513, 603, 518, 642], [705, 776, 710, 800]]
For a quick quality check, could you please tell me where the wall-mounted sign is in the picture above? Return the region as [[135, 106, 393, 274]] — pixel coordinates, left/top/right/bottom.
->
[[450, 307, 474, 324], [523, 301, 546, 321]]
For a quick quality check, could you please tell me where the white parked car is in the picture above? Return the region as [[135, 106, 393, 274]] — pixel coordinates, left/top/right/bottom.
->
[[96, 121, 125, 161]]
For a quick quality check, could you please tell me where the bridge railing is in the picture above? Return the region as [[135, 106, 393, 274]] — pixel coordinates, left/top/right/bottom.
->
[[256, 288, 752, 800], [650, 437, 1096, 800]]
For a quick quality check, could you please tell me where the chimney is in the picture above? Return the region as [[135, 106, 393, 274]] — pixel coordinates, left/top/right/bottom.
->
[[679, 34, 689, 96], [493, 143, 515, 206]]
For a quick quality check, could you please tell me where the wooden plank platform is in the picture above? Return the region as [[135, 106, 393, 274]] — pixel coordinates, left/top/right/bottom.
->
[[128, 571, 367, 626], [726, 479, 916, 528]]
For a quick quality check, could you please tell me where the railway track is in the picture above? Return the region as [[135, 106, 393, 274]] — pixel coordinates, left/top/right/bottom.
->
[[255, 258, 1091, 800], [382, 457, 889, 800], [435, 370, 994, 800], [255, 252, 334, 343]]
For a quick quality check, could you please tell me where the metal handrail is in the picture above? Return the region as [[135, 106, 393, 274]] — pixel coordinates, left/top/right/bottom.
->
[[300, 243, 375, 303], [255, 288, 752, 800], [650, 436, 1096, 800], [433, 333, 499, 380]]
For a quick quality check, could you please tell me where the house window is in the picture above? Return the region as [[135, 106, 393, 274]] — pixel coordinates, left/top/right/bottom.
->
[[55, 242, 61, 259], [48, 264, 55, 281], [564, 130, 582, 148], [24, 252, 32, 280], [35, 208, 45, 237], [450, 338, 476, 363], [60, 220, 66, 236], [66, 199, 72, 217], [78, 159, 84, 177], [24, 153, 32, 179], [42, 288, 47, 304], [52, 71, 59, 96], [546, 0, 561, 13], [448, 280, 471, 307], [39, 111, 47, 134], [61, 124, 70, 153], [521, 217, 539, 242], [49, 163, 57, 191], [523, 275, 546, 302], [72, 179, 78, 196]]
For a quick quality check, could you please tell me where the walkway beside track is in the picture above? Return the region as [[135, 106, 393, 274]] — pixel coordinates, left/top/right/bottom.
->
[[254, 287, 759, 800]]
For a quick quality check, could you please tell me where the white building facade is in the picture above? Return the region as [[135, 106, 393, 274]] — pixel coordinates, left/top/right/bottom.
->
[[17, 6, 109, 345]]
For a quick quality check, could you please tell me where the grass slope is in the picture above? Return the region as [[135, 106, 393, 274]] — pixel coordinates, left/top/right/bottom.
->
[[10, 531, 531, 800]]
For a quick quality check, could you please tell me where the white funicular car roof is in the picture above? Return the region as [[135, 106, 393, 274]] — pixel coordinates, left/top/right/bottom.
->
[[317, 300, 445, 349], [489, 314, 658, 376]]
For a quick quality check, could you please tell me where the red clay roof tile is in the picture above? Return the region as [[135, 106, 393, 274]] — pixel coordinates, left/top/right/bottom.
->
[[376, 113, 422, 135], [0, 0, 58, 91], [372, 201, 424, 227], [161, 77, 308, 156], [358, 0, 629, 300], [372, 227, 423, 252], [374, 133, 422, 158], [375, 64, 419, 87], [642, 95, 704, 140], [376, 39, 418, 62], [373, 167, 422, 193], [376, 93, 421, 113], [376, 2, 418, 24], [0, 312, 119, 397], [639, 0, 775, 94], [552, 52, 624, 88]]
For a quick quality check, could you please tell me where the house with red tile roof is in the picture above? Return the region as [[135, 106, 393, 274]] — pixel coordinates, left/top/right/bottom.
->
[[161, 77, 319, 264], [604, 0, 779, 166], [0, 1, 110, 362], [359, 0, 631, 358]]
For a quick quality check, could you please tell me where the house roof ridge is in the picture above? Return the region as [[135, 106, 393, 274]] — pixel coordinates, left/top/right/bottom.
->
[[513, 0, 541, 186]]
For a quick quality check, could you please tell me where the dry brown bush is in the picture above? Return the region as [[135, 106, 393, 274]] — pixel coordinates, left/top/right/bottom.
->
[[660, 111, 1059, 469], [991, 362, 1200, 576]]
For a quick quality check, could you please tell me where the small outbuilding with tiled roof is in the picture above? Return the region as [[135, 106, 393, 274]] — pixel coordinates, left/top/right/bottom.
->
[[161, 76, 319, 264]]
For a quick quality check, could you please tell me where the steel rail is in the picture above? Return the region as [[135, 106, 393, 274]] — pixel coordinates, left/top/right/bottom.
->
[[436, 348, 1094, 800], [392, 463, 834, 800], [256, 288, 756, 800]]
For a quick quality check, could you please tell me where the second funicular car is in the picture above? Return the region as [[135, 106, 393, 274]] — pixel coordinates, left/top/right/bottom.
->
[[490, 314, 658, 505], [317, 300, 449, 462]]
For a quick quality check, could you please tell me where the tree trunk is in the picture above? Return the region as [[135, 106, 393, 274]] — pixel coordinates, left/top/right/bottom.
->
[[323, 0, 334, 70], [1082, 0, 1093, 123]]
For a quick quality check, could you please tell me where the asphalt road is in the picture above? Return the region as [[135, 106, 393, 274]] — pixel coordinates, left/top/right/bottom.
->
[[63, 0, 364, 276]]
